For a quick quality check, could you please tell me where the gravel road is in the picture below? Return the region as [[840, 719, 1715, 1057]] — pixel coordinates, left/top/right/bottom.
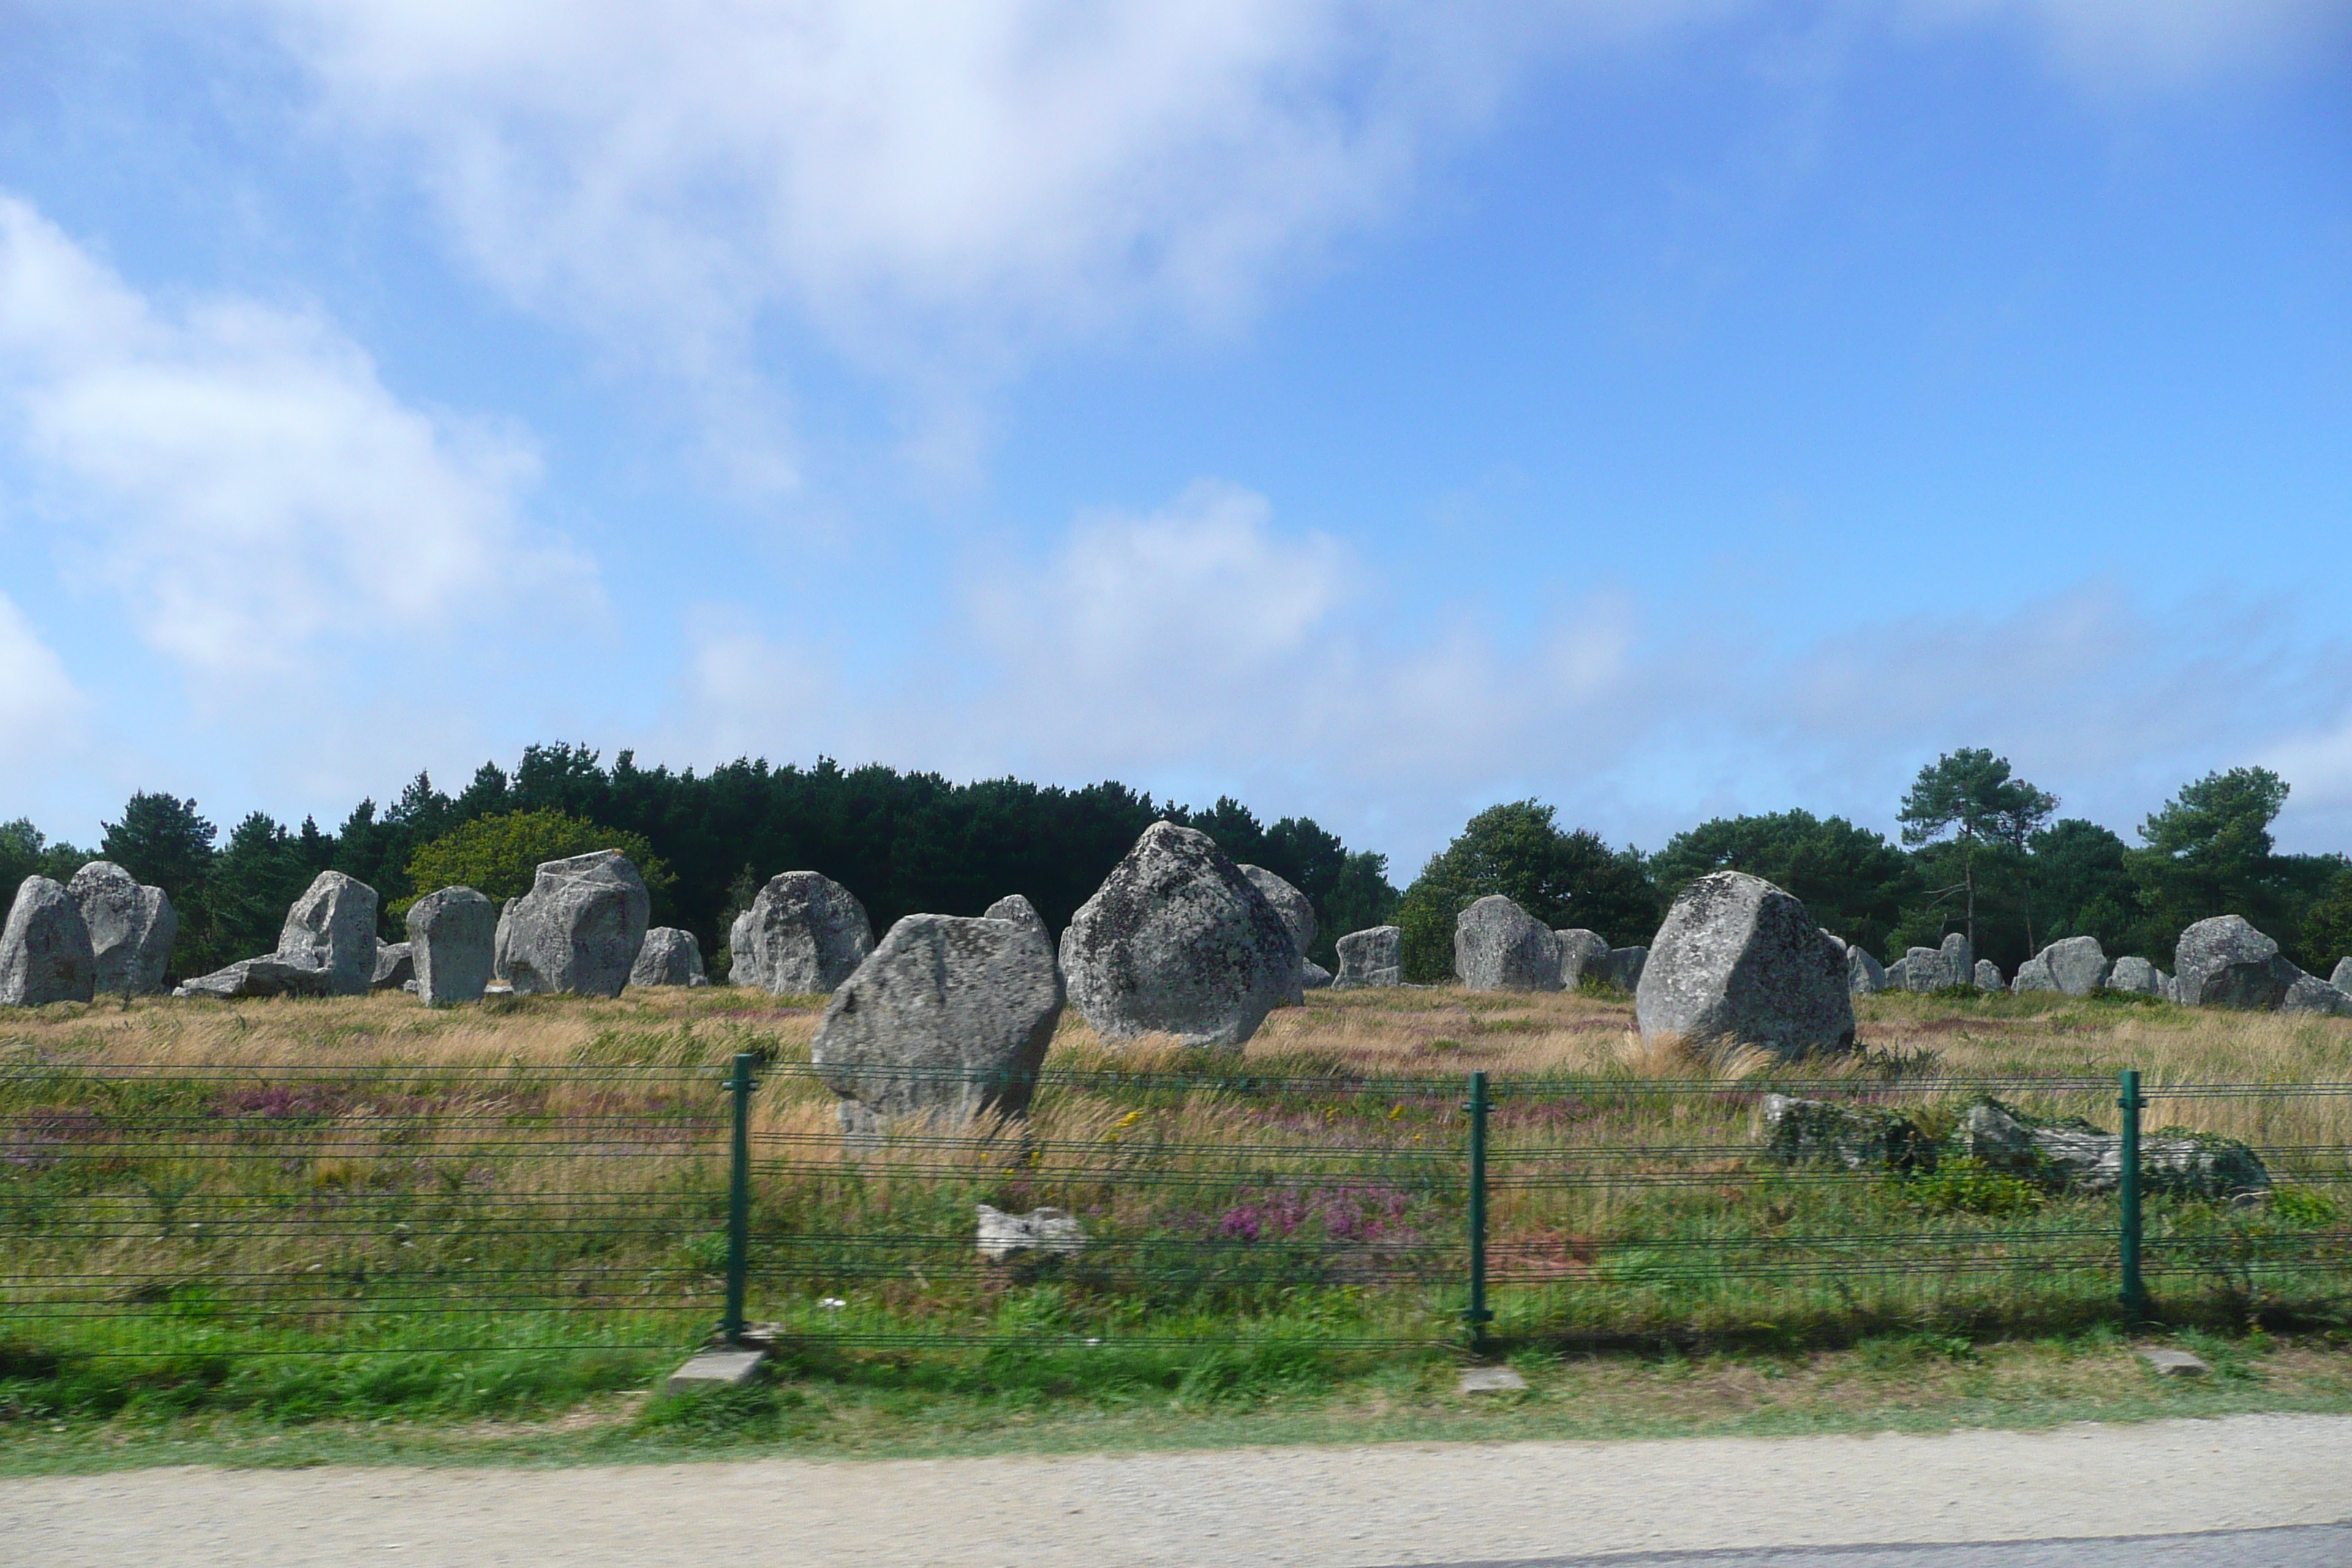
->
[[4, 1414, 2348, 1568]]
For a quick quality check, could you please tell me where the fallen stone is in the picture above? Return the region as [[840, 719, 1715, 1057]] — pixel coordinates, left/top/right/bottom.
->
[[1455, 896, 1563, 992], [2136, 1346, 2210, 1378], [371, 941, 415, 990], [2174, 916, 2300, 1011], [732, 872, 873, 995], [1953, 1098, 2269, 1198], [1760, 1093, 1930, 1172], [1333, 925, 1403, 990], [815, 909, 1064, 1140], [1060, 823, 1297, 1050], [67, 862, 176, 998], [1554, 928, 1609, 989], [1597, 945, 1648, 993], [0, 876, 96, 1007], [276, 872, 380, 996], [2281, 972, 2352, 1017], [976, 1204, 1085, 1262], [1634, 871, 1855, 1058], [500, 851, 651, 1000], [2107, 957, 2166, 998], [1458, 1365, 1528, 1394], [407, 886, 496, 1007], [630, 927, 708, 987], [174, 955, 342, 1000], [1974, 959, 2005, 992], [664, 1346, 768, 1395]]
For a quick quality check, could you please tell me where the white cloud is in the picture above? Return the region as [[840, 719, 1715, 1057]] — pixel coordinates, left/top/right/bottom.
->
[[0, 592, 83, 782], [0, 192, 592, 683]]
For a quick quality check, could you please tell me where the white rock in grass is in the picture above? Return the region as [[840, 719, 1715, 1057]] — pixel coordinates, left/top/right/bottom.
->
[[407, 886, 496, 1007], [67, 862, 176, 997], [976, 1205, 1084, 1262], [0, 876, 96, 1007], [1634, 871, 1854, 1058], [1455, 897, 1562, 992]]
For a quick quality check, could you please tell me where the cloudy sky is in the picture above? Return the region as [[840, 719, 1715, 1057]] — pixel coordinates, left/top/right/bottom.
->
[[2, 1, 2348, 870]]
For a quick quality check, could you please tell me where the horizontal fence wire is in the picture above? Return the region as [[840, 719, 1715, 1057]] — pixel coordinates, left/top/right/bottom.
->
[[4, 1061, 2351, 1373]]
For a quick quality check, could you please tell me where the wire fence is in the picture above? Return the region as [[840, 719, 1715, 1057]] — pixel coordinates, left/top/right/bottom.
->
[[4, 1056, 2351, 1382]]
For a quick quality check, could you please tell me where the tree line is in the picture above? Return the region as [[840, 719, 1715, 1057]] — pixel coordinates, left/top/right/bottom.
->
[[5, 744, 2347, 988]]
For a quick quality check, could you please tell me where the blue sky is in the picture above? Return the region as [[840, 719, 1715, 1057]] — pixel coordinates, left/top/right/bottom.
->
[[1, 1, 2348, 873]]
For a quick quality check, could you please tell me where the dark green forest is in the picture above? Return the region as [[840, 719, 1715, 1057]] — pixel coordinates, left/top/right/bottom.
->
[[5, 744, 2349, 987]]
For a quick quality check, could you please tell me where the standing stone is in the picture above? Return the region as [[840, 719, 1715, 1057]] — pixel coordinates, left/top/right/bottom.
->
[[501, 851, 650, 1000], [492, 898, 519, 984], [814, 909, 1065, 1140], [733, 872, 873, 995], [2107, 956, 2164, 998], [2332, 957, 2352, 992], [67, 862, 176, 997], [1241, 865, 1315, 1006], [2174, 916, 2300, 1010], [630, 927, 708, 987], [1598, 945, 1649, 992], [371, 941, 415, 990], [1940, 933, 1975, 990], [1455, 897, 1563, 992], [983, 894, 1049, 938], [2010, 955, 2054, 993], [1333, 925, 1403, 990], [1554, 929, 1610, 989], [0, 876, 96, 1007], [407, 886, 496, 1007], [275, 872, 380, 996], [1634, 871, 1855, 1058], [1060, 822, 1297, 1050], [1974, 958, 2005, 992], [1847, 944, 1886, 995], [2046, 935, 2111, 995]]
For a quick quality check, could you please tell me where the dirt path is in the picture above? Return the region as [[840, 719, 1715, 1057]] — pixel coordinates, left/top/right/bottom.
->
[[6, 1414, 2350, 1568]]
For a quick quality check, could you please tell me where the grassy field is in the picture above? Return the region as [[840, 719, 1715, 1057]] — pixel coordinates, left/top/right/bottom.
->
[[3, 981, 2350, 1471]]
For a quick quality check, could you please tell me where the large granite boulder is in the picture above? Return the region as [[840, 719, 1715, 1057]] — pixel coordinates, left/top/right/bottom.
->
[[1846, 943, 1885, 995], [175, 955, 341, 1000], [1597, 944, 1648, 992], [0, 877, 96, 1007], [500, 851, 650, 999], [407, 886, 496, 1006], [67, 862, 176, 997], [2012, 935, 2107, 997], [1333, 925, 1403, 990], [1455, 896, 1562, 992], [816, 909, 1065, 1140], [730, 871, 872, 995], [1554, 928, 1609, 989], [1973, 959, 2005, 992], [630, 927, 708, 987], [2106, 956, 2166, 998], [371, 941, 415, 990], [2174, 916, 2300, 1010], [1060, 822, 1297, 1050], [274, 871, 380, 995], [1634, 870, 1855, 1058], [1242, 865, 1316, 1007]]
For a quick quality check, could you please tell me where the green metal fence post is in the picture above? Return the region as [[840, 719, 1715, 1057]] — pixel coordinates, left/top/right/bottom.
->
[[723, 1051, 755, 1345], [2117, 1067, 2146, 1328], [1463, 1070, 1493, 1354]]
